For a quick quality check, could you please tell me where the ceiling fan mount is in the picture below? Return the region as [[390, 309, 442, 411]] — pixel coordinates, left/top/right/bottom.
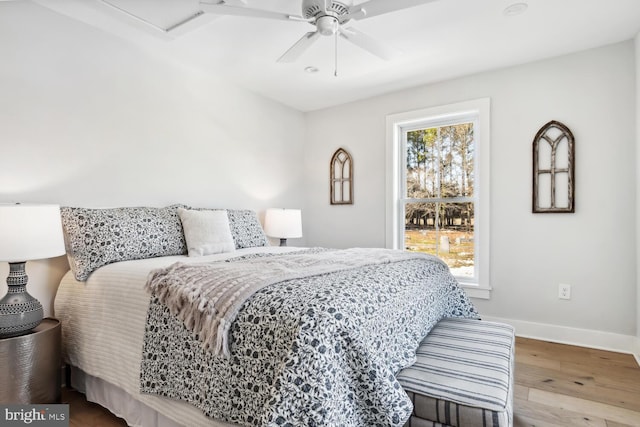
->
[[302, 0, 350, 22]]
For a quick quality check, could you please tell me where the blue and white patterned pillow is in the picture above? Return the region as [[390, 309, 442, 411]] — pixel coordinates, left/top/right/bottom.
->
[[60, 205, 187, 281], [226, 209, 270, 249]]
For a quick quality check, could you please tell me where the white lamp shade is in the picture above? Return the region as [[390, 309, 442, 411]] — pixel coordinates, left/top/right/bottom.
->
[[264, 208, 303, 239], [0, 204, 66, 262]]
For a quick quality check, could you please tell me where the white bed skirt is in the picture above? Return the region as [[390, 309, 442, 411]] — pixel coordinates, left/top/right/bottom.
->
[[70, 366, 235, 427]]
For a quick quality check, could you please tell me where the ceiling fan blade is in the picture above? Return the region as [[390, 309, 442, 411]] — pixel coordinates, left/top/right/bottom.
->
[[346, 0, 437, 20], [339, 27, 398, 61], [199, 1, 297, 21], [277, 31, 321, 63]]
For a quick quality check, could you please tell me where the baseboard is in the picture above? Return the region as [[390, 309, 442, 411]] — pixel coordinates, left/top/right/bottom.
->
[[482, 315, 639, 365]]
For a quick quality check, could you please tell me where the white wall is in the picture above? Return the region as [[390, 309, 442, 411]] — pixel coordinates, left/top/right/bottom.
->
[[0, 3, 307, 316], [305, 41, 637, 337], [636, 32, 640, 350]]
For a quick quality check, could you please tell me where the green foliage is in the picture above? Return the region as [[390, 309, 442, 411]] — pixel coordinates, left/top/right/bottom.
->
[[405, 123, 474, 199], [405, 123, 475, 234]]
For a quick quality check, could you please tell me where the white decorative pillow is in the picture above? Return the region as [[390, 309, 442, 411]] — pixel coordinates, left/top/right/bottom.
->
[[178, 208, 235, 257]]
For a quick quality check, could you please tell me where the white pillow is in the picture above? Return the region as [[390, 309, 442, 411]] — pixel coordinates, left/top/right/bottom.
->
[[177, 208, 235, 257]]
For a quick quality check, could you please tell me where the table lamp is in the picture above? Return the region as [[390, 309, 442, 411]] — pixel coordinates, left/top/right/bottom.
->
[[0, 204, 66, 338], [264, 208, 302, 246]]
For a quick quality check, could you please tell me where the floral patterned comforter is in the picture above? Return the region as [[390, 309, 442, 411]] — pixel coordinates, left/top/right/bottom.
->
[[140, 249, 477, 426]]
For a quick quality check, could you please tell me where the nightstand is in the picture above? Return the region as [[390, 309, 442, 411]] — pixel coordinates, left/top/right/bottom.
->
[[0, 318, 61, 404]]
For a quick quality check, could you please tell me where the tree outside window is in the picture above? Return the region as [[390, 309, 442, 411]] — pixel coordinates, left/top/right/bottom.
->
[[403, 122, 476, 279]]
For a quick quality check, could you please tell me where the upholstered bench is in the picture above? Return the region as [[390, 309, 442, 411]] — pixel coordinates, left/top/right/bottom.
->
[[398, 318, 515, 427]]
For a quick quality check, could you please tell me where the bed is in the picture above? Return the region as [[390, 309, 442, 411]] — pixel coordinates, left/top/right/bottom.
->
[[54, 205, 477, 427]]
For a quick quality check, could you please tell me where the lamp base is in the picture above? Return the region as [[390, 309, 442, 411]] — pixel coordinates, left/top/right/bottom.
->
[[0, 262, 43, 338], [279, 238, 288, 247]]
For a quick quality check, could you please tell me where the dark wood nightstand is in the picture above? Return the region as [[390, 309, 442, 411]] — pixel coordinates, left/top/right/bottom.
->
[[0, 318, 61, 404]]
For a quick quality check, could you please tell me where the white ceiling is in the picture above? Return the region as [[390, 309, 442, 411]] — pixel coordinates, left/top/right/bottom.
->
[[19, 0, 640, 111]]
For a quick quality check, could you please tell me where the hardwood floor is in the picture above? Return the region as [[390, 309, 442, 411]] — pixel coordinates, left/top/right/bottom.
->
[[63, 337, 640, 426], [514, 337, 640, 426]]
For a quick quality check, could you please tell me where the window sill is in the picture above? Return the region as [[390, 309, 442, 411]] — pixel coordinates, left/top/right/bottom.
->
[[458, 282, 491, 300]]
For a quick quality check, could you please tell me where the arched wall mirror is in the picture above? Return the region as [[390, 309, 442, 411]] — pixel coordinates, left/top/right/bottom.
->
[[532, 120, 575, 213], [330, 148, 353, 205]]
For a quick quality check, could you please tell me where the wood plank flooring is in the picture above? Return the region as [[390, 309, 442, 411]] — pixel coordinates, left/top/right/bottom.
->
[[514, 337, 640, 427], [63, 337, 640, 426]]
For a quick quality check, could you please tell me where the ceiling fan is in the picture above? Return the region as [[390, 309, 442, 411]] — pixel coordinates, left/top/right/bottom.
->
[[199, 0, 435, 71]]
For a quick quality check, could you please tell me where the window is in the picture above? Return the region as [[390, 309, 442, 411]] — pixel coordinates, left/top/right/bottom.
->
[[404, 121, 475, 277], [385, 99, 490, 298]]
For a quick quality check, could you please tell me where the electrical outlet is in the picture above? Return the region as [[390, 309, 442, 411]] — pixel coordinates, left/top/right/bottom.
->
[[558, 283, 571, 300]]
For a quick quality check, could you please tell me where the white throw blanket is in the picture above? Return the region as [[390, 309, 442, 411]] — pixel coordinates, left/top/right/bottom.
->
[[145, 248, 437, 356]]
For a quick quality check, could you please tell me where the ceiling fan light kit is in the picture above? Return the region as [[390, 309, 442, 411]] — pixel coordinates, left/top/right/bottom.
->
[[199, 0, 436, 71], [316, 15, 339, 36]]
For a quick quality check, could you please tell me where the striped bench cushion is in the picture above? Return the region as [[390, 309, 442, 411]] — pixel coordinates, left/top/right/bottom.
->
[[398, 318, 515, 427]]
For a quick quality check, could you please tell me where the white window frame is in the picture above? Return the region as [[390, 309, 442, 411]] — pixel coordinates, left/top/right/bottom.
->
[[385, 98, 491, 299]]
